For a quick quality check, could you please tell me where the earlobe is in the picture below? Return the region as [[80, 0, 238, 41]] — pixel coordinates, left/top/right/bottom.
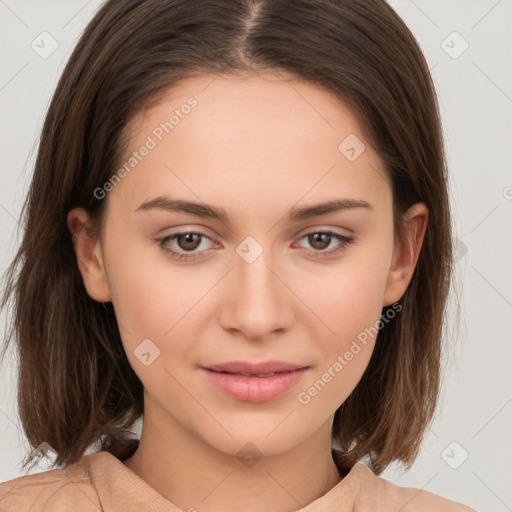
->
[[382, 203, 428, 306], [67, 208, 112, 303]]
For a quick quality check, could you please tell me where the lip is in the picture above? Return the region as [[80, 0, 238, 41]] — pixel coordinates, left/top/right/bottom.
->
[[203, 360, 307, 374], [200, 360, 309, 403]]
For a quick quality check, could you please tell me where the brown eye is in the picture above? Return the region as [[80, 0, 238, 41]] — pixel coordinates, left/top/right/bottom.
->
[[307, 232, 332, 250], [294, 231, 354, 259], [175, 233, 202, 251], [157, 231, 215, 261]]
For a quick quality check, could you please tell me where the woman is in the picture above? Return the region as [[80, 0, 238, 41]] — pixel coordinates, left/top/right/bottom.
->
[[0, 0, 474, 510]]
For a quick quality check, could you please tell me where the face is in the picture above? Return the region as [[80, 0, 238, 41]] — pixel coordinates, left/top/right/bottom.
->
[[69, 71, 426, 459]]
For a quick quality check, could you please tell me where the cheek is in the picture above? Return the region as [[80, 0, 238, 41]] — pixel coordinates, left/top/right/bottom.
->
[[304, 259, 390, 346], [296, 274, 385, 412], [105, 244, 211, 361], [108, 258, 214, 398], [296, 246, 392, 403]]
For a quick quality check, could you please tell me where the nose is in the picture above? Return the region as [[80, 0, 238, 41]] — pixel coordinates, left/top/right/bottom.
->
[[218, 243, 293, 341]]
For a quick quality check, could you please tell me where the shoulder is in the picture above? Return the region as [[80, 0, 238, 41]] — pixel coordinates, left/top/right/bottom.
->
[[349, 462, 476, 512], [0, 454, 101, 512]]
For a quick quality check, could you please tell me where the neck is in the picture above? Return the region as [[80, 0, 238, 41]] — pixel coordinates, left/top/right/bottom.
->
[[123, 404, 343, 512]]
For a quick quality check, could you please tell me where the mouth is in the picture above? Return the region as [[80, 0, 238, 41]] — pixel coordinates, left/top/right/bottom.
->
[[210, 370, 289, 378], [200, 360, 310, 403]]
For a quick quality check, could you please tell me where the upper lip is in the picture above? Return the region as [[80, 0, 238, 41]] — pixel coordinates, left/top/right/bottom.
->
[[202, 360, 308, 374]]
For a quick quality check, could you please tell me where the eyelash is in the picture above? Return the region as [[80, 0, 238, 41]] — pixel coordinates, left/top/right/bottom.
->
[[155, 230, 355, 262]]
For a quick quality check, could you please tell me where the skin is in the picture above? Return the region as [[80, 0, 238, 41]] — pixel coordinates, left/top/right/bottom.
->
[[68, 71, 428, 512]]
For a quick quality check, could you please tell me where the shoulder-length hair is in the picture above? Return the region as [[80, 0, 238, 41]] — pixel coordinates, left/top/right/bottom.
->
[[1, 0, 452, 475]]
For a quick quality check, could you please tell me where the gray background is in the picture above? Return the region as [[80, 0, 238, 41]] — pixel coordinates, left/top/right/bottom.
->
[[1, 1, 511, 510]]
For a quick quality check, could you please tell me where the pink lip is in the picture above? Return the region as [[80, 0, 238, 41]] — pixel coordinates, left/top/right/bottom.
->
[[200, 360, 309, 403]]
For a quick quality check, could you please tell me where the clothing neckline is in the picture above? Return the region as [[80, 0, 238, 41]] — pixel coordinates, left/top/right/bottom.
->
[[80, 448, 368, 511]]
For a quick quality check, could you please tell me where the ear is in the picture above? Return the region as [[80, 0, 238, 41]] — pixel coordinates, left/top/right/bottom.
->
[[382, 203, 428, 306], [67, 207, 112, 303]]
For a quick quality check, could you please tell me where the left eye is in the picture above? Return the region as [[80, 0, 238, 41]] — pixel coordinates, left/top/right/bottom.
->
[[156, 230, 354, 261], [157, 232, 213, 260], [296, 231, 352, 251]]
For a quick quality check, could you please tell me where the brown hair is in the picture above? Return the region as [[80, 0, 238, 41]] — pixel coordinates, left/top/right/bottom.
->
[[0, 0, 452, 475]]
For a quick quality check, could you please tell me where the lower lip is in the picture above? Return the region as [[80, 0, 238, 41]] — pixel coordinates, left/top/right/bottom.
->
[[200, 367, 309, 403]]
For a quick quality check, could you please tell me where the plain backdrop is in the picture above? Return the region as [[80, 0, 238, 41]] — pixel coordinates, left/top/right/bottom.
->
[[0, 1, 511, 510]]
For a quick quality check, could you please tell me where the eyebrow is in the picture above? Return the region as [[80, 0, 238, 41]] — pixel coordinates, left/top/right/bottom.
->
[[135, 196, 373, 223]]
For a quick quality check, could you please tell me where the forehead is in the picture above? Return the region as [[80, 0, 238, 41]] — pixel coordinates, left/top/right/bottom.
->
[[110, 72, 390, 220]]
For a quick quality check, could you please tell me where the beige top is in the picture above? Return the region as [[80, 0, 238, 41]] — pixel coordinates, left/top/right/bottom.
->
[[0, 450, 475, 511]]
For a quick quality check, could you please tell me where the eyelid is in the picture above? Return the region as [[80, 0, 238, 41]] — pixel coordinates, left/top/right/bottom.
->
[[156, 226, 355, 262], [157, 223, 353, 241], [155, 230, 218, 261], [155, 224, 217, 238], [295, 224, 354, 238]]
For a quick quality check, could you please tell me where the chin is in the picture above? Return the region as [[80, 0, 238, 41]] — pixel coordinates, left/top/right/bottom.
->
[[193, 417, 321, 463]]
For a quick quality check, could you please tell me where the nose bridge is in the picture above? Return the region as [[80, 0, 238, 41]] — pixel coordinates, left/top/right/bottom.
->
[[223, 237, 290, 338]]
